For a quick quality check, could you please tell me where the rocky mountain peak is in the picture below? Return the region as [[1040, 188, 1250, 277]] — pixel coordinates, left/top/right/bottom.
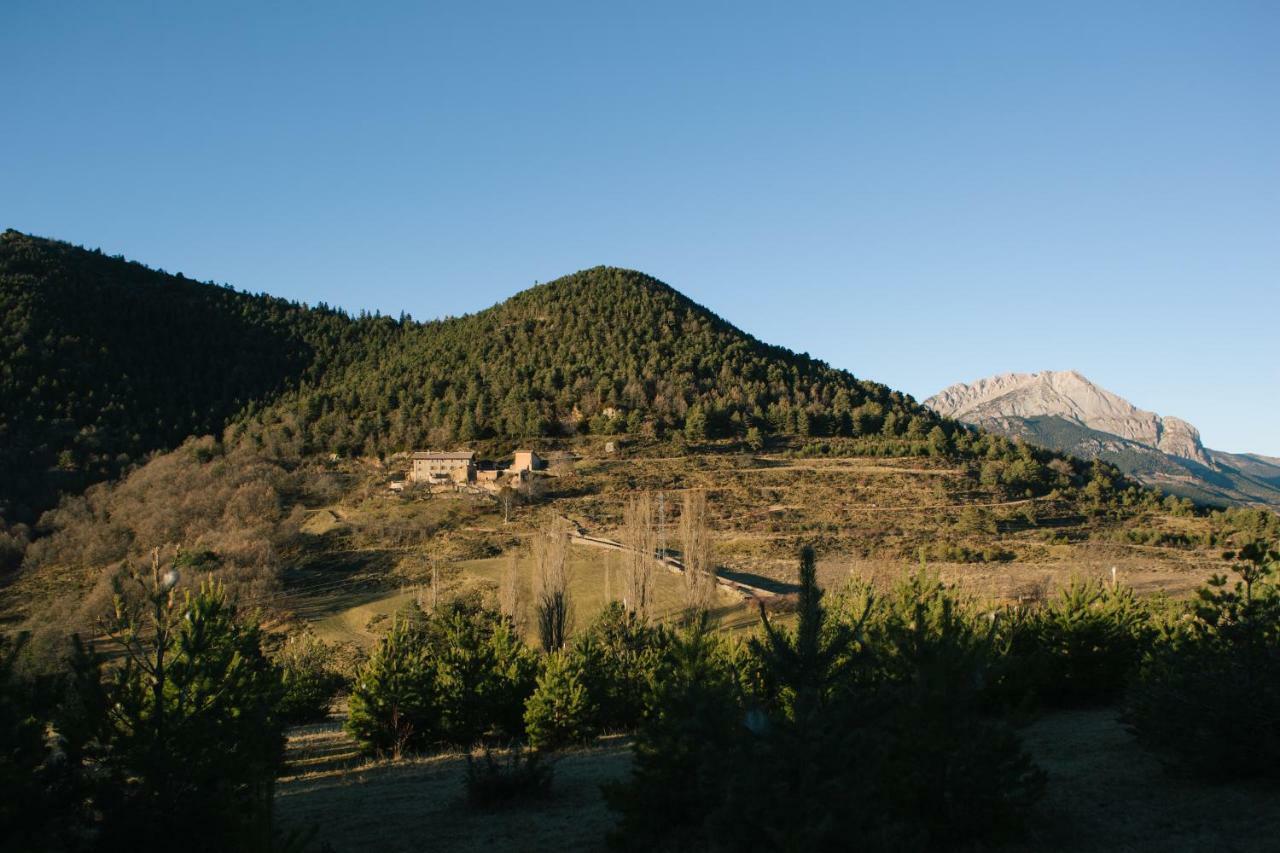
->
[[926, 371, 1211, 466]]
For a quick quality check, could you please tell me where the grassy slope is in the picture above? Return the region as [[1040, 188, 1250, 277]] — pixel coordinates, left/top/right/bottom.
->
[[251, 441, 1237, 657], [5, 436, 1249, 641], [277, 720, 631, 853]]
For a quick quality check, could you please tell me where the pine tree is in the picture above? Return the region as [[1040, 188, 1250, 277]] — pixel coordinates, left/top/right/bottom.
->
[[524, 652, 596, 751], [346, 615, 436, 757], [70, 553, 285, 852], [684, 403, 709, 443], [751, 546, 860, 716], [603, 619, 742, 851]]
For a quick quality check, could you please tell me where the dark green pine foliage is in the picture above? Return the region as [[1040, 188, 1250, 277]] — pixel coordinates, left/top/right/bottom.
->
[[243, 266, 927, 456], [13, 233, 1151, 541], [1, 233, 932, 527], [607, 552, 1046, 852], [603, 617, 745, 852], [1126, 539, 1280, 779], [345, 599, 538, 755], [0, 633, 89, 850], [1003, 577, 1154, 708], [0, 230, 393, 524], [66, 575, 286, 853], [5, 231, 1146, 540], [570, 602, 670, 732], [523, 650, 597, 751]]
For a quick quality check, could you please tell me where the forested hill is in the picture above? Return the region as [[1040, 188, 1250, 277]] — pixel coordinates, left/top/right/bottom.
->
[[2, 230, 1021, 532], [0, 230, 393, 524], [237, 266, 934, 457]]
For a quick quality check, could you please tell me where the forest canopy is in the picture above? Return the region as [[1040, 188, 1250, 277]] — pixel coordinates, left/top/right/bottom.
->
[[1, 232, 937, 525]]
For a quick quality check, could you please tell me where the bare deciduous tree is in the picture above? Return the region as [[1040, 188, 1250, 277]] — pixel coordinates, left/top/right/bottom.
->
[[680, 490, 716, 618], [533, 520, 572, 652], [497, 485, 517, 524], [499, 548, 524, 632], [622, 493, 656, 621]]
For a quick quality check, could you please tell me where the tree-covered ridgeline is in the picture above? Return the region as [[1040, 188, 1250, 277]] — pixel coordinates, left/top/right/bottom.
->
[[234, 265, 937, 457], [0, 230, 397, 525], [1, 231, 937, 527]]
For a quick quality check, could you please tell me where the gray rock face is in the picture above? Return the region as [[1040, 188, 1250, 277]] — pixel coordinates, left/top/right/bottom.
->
[[926, 370, 1211, 466], [926, 371, 1280, 509]]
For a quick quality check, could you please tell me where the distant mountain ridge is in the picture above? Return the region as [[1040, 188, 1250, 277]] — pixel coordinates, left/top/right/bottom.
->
[[926, 370, 1280, 509]]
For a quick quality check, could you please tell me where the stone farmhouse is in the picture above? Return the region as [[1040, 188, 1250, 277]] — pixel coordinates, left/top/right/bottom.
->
[[410, 451, 475, 484], [408, 449, 543, 490]]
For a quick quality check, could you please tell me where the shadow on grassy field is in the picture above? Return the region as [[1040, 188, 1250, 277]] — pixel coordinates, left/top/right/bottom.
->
[[277, 709, 1280, 853]]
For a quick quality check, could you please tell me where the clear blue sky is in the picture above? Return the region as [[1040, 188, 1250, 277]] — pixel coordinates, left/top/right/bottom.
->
[[3, 2, 1277, 454]]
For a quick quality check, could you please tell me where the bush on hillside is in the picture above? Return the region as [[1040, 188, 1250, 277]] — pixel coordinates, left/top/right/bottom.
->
[[835, 571, 1046, 844], [429, 600, 539, 744], [65, 569, 285, 853], [274, 633, 348, 725], [0, 634, 91, 851], [571, 602, 669, 732], [604, 619, 745, 851], [607, 552, 1045, 852], [345, 616, 436, 757]]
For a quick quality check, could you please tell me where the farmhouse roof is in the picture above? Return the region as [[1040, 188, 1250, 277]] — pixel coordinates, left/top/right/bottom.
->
[[412, 451, 475, 461]]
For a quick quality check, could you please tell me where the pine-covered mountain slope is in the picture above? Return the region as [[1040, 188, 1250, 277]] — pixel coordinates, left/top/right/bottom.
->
[[926, 370, 1280, 509], [0, 231, 935, 528], [0, 230, 393, 524], [238, 266, 928, 458]]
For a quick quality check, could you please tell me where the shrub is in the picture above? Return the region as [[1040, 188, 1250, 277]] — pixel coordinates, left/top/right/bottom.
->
[[524, 652, 596, 751], [346, 599, 538, 755], [275, 633, 347, 725], [1, 633, 88, 850], [464, 745, 553, 808], [346, 616, 436, 757], [604, 619, 744, 851], [572, 602, 668, 732], [849, 571, 1046, 844], [1126, 540, 1280, 779], [607, 553, 1045, 852], [1006, 578, 1154, 708], [429, 600, 538, 745]]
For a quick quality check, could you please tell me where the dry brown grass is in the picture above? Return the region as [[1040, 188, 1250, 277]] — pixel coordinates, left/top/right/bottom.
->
[[309, 548, 747, 650], [9, 442, 1250, 653]]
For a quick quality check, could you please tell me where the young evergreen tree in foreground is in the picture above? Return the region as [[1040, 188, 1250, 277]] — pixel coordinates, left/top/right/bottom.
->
[[606, 548, 1045, 852], [1127, 539, 1280, 779], [524, 651, 596, 751], [67, 553, 284, 853], [346, 598, 537, 755]]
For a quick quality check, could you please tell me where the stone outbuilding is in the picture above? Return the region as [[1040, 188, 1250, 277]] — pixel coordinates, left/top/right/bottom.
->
[[512, 449, 542, 473]]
